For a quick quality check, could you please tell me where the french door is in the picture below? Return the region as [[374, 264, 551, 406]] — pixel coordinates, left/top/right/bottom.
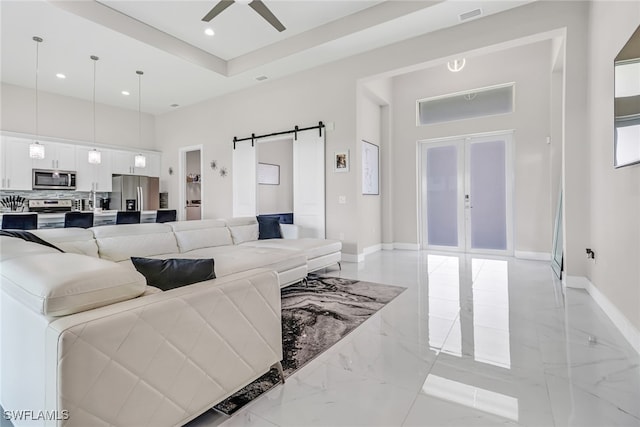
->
[[419, 132, 513, 255]]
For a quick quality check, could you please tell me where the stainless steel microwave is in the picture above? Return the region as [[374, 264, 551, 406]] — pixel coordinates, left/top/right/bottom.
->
[[32, 169, 76, 190]]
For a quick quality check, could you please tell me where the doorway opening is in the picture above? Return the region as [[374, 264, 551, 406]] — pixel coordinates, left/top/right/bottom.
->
[[257, 138, 293, 218], [418, 131, 514, 255], [178, 145, 203, 221]]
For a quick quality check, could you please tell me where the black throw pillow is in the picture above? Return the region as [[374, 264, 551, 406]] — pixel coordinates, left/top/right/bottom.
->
[[130, 257, 216, 291], [257, 216, 282, 240]]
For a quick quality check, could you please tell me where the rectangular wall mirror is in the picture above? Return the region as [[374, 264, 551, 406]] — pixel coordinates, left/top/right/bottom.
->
[[614, 25, 640, 168]]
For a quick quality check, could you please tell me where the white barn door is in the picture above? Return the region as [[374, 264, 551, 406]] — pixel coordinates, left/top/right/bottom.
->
[[232, 141, 257, 217], [293, 129, 325, 238]]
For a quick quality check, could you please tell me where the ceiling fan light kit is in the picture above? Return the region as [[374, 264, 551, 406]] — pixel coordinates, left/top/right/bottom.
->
[[202, 0, 286, 32]]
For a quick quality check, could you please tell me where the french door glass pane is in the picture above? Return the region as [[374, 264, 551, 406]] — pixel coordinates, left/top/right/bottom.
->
[[427, 145, 458, 247], [469, 140, 507, 250]]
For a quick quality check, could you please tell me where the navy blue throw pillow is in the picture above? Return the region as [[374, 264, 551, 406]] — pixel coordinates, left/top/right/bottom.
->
[[257, 216, 282, 240], [130, 257, 215, 291]]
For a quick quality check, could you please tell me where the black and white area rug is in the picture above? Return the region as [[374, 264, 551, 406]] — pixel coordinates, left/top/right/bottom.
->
[[213, 275, 406, 415]]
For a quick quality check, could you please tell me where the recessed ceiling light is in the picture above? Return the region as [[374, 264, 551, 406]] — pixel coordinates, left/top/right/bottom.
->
[[121, 91, 130, 96], [170, 104, 180, 108], [204, 28, 215, 36], [256, 75, 268, 81], [56, 73, 66, 79]]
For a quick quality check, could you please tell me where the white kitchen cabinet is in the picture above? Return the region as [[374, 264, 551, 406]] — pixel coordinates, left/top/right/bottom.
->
[[31, 141, 76, 171], [111, 150, 160, 177], [0, 137, 33, 190], [75, 148, 113, 192]]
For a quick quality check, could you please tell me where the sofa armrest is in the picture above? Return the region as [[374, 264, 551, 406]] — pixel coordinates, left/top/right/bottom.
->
[[280, 223, 300, 239], [46, 268, 282, 427]]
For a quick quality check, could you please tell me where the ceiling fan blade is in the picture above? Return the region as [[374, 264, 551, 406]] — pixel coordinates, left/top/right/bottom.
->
[[202, 0, 235, 22], [248, 0, 286, 32]]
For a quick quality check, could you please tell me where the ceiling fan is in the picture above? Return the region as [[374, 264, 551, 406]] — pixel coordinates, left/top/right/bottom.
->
[[202, 0, 286, 32]]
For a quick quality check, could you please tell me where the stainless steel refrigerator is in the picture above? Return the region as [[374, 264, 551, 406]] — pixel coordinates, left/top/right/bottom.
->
[[111, 175, 159, 211]]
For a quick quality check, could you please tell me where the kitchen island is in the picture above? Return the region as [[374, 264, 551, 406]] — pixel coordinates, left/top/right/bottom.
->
[[0, 210, 159, 229]]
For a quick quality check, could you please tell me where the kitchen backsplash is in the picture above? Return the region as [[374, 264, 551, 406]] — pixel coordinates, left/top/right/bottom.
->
[[0, 190, 109, 212]]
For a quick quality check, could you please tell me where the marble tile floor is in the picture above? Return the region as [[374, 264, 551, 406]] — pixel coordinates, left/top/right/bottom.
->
[[188, 250, 640, 427]]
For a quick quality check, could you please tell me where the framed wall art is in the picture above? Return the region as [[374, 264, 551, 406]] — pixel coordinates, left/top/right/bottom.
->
[[362, 140, 379, 195], [334, 150, 349, 172], [257, 162, 280, 185]]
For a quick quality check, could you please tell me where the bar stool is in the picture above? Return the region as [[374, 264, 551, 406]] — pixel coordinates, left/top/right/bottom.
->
[[1, 213, 38, 230], [155, 209, 177, 223], [116, 211, 141, 225], [64, 212, 94, 229]]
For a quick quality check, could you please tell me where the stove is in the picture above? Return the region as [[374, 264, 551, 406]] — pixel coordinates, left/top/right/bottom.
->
[[28, 199, 73, 213]]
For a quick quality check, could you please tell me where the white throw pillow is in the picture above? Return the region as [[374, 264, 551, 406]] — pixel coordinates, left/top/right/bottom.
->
[[229, 224, 259, 244]]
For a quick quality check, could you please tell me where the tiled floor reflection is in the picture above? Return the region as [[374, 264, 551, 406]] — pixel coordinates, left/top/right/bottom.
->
[[188, 251, 640, 427]]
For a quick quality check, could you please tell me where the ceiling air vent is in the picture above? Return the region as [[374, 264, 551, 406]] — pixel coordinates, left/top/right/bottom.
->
[[459, 8, 482, 22]]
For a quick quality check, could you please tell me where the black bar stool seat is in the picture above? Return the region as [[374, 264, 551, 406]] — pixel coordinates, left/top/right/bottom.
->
[[155, 209, 177, 223], [64, 212, 94, 229], [116, 211, 141, 224], [1, 213, 38, 230]]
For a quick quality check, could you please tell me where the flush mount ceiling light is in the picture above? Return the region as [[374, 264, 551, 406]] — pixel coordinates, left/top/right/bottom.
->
[[135, 70, 146, 168], [121, 90, 130, 96], [88, 55, 102, 164], [29, 36, 45, 160], [447, 58, 466, 73], [204, 27, 215, 36], [56, 73, 66, 79]]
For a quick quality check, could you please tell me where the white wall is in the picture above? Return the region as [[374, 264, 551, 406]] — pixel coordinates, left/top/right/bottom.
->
[[1, 83, 156, 149], [155, 60, 359, 252], [257, 138, 293, 214], [391, 41, 552, 254], [587, 1, 640, 333], [154, 1, 589, 259], [357, 91, 383, 252]]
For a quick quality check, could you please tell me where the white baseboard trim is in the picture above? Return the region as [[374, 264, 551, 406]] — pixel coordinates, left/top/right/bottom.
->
[[341, 253, 364, 263], [363, 244, 382, 256], [564, 275, 589, 289], [564, 275, 640, 355], [393, 243, 421, 251], [514, 251, 551, 261], [343, 242, 418, 263]]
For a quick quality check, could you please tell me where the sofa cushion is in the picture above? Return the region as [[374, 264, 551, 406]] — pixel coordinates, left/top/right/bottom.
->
[[257, 216, 282, 240], [169, 219, 233, 252], [0, 236, 61, 261], [225, 217, 259, 244], [1, 252, 146, 316], [131, 257, 216, 290], [241, 238, 342, 260], [182, 245, 306, 277], [92, 223, 179, 262], [31, 228, 99, 257]]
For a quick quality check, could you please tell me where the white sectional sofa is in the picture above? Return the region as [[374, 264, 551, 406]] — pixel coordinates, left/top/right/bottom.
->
[[0, 217, 341, 427]]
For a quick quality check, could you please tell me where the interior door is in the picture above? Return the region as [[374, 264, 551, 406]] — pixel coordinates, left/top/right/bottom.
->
[[293, 129, 325, 238], [421, 133, 513, 255], [232, 141, 257, 217]]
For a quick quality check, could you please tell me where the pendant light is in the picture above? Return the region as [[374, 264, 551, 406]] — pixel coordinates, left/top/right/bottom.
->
[[134, 70, 146, 168], [88, 55, 102, 164], [29, 36, 45, 160]]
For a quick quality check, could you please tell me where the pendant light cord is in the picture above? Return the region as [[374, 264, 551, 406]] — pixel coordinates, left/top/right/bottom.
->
[[137, 70, 143, 146], [91, 55, 99, 147], [33, 36, 42, 141]]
